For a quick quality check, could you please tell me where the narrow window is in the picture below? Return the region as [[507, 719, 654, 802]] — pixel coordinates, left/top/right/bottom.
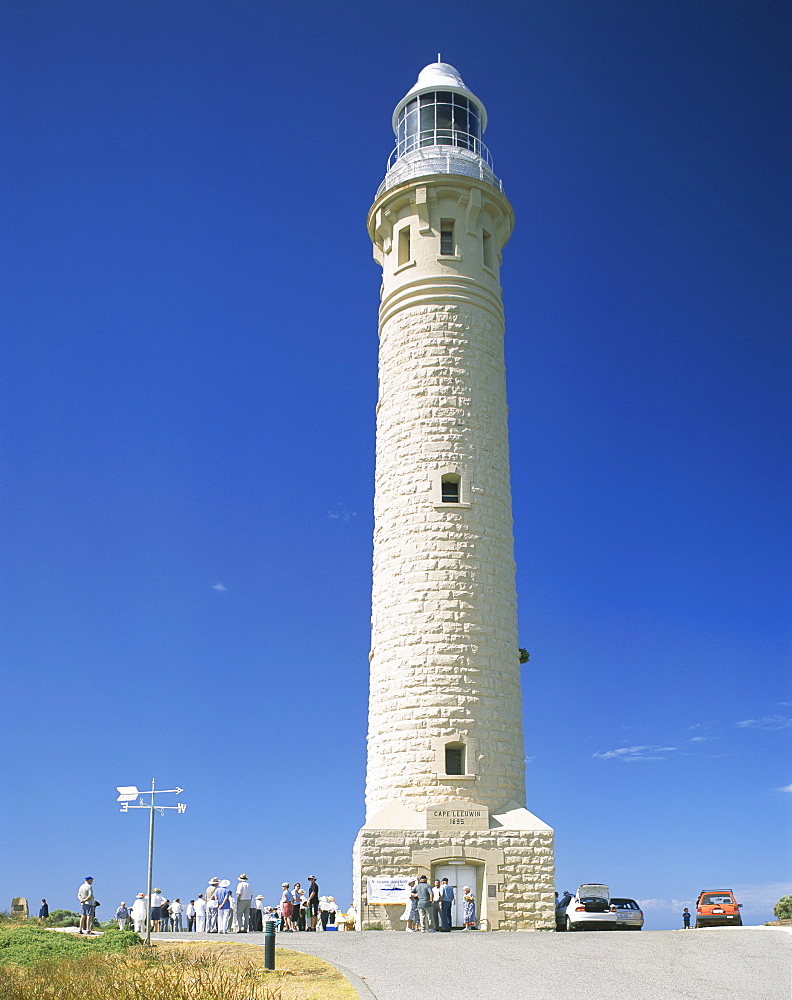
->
[[398, 226, 411, 266], [445, 743, 465, 775], [482, 230, 493, 269], [441, 477, 459, 503], [440, 220, 455, 256]]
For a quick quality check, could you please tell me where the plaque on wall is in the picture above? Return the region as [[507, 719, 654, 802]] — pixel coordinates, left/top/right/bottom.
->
[[426, 800, 489, 831]]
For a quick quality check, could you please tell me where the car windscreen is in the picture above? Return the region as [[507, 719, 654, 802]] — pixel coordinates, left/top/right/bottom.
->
[[611, 899, 638, 909], [578, 885, 609, 900], [700, 894, 734, 906]]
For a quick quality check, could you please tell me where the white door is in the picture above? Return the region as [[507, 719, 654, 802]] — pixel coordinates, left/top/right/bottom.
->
[[434, 865, 476, 928]]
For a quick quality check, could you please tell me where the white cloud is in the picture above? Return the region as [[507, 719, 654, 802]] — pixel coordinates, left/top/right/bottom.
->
[[327, 505, 358, 522], [688, 736, 713, 743], [778, 784, 792, 793], [639, 884, 792, 913], [211, 583, 227, 592], [736, 715, 792, 731], [593, 745, 678, 761], [638, 897, 691, 911]]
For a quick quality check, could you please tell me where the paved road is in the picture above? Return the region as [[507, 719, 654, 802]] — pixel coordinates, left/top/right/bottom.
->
[[159, 927, 791, 1000]]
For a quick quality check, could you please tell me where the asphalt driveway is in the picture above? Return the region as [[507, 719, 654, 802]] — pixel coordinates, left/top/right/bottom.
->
[[160, 927, 791, 1000]]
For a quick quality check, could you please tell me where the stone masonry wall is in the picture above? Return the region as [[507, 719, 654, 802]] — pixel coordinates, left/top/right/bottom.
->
[[354, 827, 555, 931], [367, 291, 526, 816]]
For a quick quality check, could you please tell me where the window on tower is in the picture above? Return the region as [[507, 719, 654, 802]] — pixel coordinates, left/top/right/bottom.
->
[[398, 225, 411, 266], [482, 230, 493, 269], [445, 743, 466, 775], [441, 477, 460, 503], [440, 221, 455, 256]]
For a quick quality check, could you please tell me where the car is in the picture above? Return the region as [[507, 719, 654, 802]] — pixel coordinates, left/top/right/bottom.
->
[[695, 890, 742, 928], [556, 884, 618, 931], [610, 897, 644, 930]]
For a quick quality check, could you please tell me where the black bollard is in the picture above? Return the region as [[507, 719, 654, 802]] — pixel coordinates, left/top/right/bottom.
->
[[264, 919, 276, 971]]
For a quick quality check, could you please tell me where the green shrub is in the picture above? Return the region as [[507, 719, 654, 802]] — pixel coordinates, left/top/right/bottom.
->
[[46, 909, 81, 927], [773, 895, 792, 920], [0, 926, 140, 967]]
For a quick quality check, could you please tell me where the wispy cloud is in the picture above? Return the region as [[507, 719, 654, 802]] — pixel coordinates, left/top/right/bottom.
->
[[736, 715, 792, 731], [688, 736, 713, 743], [593, 745, 678, 761], [639, 883, 792, 913], [778, 784, 792, 793], [327, 504, 358, 522], [211, 583, 227, 592]]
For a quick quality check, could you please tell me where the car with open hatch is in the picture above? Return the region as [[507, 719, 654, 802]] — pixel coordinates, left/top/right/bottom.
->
[[609, 897, 644, 930], [695, 890, 742, 927], [556, 884, 618, 931]]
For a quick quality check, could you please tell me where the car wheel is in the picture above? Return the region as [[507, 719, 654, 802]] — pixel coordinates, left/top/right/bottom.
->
[[565, 917, 575, 932]]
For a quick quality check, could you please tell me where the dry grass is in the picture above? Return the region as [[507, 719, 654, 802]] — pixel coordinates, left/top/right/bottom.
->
[[0, 938, 358, 1000]]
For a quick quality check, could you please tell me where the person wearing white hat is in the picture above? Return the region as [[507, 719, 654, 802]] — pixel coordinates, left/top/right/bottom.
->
[[131, 893, 147, 934], [235, 874, 252, 933], [216, 879, 232, 933], [206, 878, 220, 933]]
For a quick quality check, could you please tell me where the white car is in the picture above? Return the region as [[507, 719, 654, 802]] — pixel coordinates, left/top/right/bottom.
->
[[557, 884, 618, 931]]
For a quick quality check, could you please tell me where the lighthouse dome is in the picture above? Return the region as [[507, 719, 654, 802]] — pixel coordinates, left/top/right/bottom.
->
[[392, 61, 488, 132]]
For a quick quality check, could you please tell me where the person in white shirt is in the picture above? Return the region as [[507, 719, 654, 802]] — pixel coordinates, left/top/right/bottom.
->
[[194, 893, 208, 932], [150, 888, 164, 932], [430, 879, 442, 931], [185, 900, 196, 931], [235, 874, 252, 933], [130, 893, 147, 934], [170, 898, 183, 931]]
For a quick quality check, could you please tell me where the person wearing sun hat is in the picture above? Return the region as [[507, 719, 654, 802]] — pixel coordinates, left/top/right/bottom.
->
[[206, 877, 220, 933], [235, 874, 252, 933], [216, 879, 232, 933], [131, 893, 147, 934]]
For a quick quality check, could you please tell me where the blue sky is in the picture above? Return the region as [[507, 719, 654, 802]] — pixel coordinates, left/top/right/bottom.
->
[[2, 1, 789, 931]]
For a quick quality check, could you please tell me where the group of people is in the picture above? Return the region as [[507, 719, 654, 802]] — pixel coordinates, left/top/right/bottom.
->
[[401, 877, 477, 931], [83, 874, 351, 935]]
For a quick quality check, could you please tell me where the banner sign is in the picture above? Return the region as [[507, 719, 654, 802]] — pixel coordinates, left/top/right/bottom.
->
[[366, 876, 412, 905]]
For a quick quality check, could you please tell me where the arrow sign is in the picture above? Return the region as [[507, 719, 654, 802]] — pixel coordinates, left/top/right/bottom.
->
[[116, 786, 140, 802]]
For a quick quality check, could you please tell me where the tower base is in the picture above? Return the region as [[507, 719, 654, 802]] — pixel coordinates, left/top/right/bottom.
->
[[353, 804, 555, 931]]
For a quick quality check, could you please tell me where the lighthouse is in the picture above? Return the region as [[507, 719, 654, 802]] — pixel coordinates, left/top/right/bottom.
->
[[353, 62, 554, 931]]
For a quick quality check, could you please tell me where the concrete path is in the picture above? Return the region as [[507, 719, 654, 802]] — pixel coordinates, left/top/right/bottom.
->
[[157, 927, 791, 1000]]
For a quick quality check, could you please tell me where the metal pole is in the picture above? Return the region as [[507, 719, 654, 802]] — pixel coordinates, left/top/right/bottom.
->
[[145, 778, 155, 946], [264, 919, 276, 970]]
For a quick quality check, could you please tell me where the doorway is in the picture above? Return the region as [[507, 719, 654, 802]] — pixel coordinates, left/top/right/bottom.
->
[[433, 864, 477, 928]]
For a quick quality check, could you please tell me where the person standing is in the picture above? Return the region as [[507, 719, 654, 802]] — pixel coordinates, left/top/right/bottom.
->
[[401, 881, 417, 931], [38, 899, 49, 920], [195, 893, 207, 932], [216, 880, 232, 933], [280, 883, 295, 931], [131, 894, 147, 934], [206, 878, 220, 933], [116, 902, 130, 930], [150, 888, 164, 932], [415, 876, 432, 932], [439, 878, 454, 931], [462, 887, 477, 929], [683, 907, 692, 929], [77, 876, 96, 935], [186, 900, 196, 932], [430, 879, 442, 931], [235, 874, 252, 933], [307, 876, 319, 931], [171, 899, 183, 931]]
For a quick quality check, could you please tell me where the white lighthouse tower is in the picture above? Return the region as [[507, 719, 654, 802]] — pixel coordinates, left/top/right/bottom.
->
[[353, 62, 554, 931]]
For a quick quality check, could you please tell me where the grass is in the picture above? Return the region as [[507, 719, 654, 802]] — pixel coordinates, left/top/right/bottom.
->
[[0, 929, 358, 1000]]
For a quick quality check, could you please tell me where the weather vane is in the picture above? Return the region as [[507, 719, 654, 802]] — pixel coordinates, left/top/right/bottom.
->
[[117, 779, 186, 945]]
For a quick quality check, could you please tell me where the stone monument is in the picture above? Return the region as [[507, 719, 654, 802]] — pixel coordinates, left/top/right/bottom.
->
[[353, 61, 555, 930]]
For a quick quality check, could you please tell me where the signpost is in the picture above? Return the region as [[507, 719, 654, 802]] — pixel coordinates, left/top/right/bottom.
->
[[117, 780, 186, 945]]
